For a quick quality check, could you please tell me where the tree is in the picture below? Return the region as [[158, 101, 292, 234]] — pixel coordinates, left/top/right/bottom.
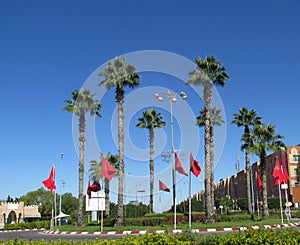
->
[[136, 108, 166, 213], [19, 188, 53, 217], [99, 57, 140, 226], [63, 89, 101, 226], [250, 123, 285, 219], [196, 107, 224, 212], [187, 56, 229, 222], [231, 107, 262, 215], [89, 152, 118, 218]]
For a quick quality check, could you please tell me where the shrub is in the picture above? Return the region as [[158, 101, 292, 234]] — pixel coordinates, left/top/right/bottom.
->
[[237, 198, 248, 210], [4, 221, 50, 230]]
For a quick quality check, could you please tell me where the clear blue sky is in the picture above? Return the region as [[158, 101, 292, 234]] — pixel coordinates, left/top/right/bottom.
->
[[1, 1, 299, 212]]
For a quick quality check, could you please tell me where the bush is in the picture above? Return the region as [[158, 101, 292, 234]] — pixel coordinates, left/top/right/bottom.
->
[[268, 198, 280, 210], [4, 221, 50, 230], [237, 198, 248, 210]]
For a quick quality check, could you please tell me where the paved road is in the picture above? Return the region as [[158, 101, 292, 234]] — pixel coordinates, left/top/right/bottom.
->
[[0, 230, 124, 242]]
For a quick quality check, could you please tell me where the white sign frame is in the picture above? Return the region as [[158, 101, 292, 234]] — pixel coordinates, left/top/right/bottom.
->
[[86, 191, 105, 211]]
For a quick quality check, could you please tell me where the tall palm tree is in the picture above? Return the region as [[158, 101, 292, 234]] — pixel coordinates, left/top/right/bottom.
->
[[89, 153, 118, 218], [187, 56, 229, 222], [232, 107, 262, 216], [136, 108, 166, 213], [196, 107, 224, 212], [99, 57, 140, 226], [250, 123, 285, 219], [63, 89, 101, 227]]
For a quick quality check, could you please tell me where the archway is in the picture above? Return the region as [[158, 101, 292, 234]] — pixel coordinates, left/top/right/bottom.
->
[[7, 211, 17, 224]]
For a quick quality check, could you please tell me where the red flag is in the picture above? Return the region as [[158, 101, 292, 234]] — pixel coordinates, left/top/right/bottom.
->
[[87, 180, 101, 199], [190, 152, 201, 177], [281, 152, 289, 183], [175, 153, 188, 176], [102, 156, 116, 181], [273, 157, 284, 186], [42, 165, 56, 190], [255, 172, 262, 192], [159, 180, 170, 192]]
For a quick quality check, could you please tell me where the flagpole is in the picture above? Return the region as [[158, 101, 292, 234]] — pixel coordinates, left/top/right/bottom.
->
[[50, 190, 54, 231], [256, 194, 258, 218], [188, 170, 192, 230], [278, 183, 283, 224]]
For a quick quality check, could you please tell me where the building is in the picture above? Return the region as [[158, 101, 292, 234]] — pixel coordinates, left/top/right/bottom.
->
[[0, 202, 41, 224], [198, 145, 300, 206]]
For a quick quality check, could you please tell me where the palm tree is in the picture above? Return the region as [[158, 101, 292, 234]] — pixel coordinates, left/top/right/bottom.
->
[[196, 107, 224, 212], [136, 108, 166, 213], [89, 153, 118, 218], [231, 107, 262, 216], [99, 57, 140, 226], [250, 123, 285, 219], [187, 56, 229, 222], [63, 89, 101, 227]]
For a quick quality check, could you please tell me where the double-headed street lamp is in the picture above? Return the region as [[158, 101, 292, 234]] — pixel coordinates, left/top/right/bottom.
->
[[154, 90, 187, 230]]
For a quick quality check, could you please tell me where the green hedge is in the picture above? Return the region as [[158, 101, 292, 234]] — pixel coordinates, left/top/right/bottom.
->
[[4, 221, 50, 230]]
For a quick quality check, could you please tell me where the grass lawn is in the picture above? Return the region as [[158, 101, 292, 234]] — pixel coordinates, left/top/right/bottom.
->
[[54, 217, 299, 232]]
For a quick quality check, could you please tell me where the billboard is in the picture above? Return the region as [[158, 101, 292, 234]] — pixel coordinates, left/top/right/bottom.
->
[[86, 191, 105, 211]]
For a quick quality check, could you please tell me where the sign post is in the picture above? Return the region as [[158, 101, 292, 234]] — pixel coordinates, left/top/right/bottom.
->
[[86, 191, 105, 231]]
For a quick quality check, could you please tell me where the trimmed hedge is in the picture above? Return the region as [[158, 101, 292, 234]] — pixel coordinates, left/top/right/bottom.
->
[[4, 221, 50, 230]]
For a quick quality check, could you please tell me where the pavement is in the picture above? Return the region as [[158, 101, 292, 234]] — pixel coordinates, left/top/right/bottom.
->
[[1, 222, 300, 235]]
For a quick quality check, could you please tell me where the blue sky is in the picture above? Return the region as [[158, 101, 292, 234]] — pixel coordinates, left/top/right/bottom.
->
[[1, 1, 299, 212]]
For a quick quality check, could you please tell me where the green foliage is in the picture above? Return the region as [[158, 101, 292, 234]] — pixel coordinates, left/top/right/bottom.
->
[[19, 188, 53, 217], [211, 228, 300, 245], [268, 198, 280, 210], [174, 199, 204, 213], [237, 198, 248, 210], [4, 221, 50, 230], [215, 197, 234, 213], [124, 203, 149, 218]]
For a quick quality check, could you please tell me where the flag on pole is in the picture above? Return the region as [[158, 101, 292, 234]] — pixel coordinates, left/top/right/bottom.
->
[[281, 152, 289, 183], [102, 156, 116, 181], [175, 152, 188, 176], [190, 152, 201, 177], [42, 165, 56, 190], [87, 180, 101, 199], [255, 172, 262, 192], [159, 180, 170, 192], [273, 157, 284, 186]]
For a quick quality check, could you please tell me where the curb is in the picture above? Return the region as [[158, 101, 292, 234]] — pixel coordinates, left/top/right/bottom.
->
[[0, 228, 45, 233], [42, 222, 300, 235]]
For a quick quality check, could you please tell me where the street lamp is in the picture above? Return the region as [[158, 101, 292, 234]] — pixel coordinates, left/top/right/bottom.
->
[[154, 90, 187, 230]]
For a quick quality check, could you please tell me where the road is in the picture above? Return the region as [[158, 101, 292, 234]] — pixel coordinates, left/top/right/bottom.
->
[[0, 230, 123, 242]]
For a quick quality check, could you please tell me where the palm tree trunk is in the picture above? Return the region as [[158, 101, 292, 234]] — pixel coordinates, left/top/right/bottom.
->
[[116, 87, 124, 226], [260, 153, 269, 219], [210, 125, 215, 214], [104, 178, 110, 218], [245, 148, 252, 214], [149, 127, 154, 213], [204, 83, 213, 222], [77, 111, 85, 227], [205, 108, 212, 221]]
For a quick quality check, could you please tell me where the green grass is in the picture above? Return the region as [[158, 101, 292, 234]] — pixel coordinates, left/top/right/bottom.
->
[[54, 217, 299, 232]]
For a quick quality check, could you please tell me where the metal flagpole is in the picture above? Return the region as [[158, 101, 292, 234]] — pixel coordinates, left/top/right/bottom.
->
[[50, 190, 54, 231], [278, 183, 284, 224], [188, 170, 192, 230]]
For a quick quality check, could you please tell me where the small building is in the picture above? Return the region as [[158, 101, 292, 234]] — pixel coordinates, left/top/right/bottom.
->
[[0, 202, 41, 224]]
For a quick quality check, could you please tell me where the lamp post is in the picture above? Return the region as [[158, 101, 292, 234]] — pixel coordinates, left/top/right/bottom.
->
[[154, 90, 187, 230]]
